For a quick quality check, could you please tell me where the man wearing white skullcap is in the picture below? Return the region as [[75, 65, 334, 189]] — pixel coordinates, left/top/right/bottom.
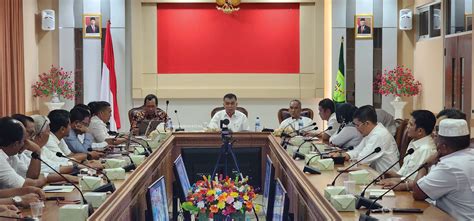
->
[[412, 119, 474, 220]]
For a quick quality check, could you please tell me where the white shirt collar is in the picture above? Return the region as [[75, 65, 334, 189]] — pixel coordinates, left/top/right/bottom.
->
[[91, 116, 106, 126], [410, 135, 433, 150], [50, 132, 61, 145], [440, 147, 474, 161]]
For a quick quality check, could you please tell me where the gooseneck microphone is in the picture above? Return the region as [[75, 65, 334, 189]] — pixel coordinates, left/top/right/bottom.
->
[[359, 163, 428, 221], [121, 153, 136, 172], [329, 147, 382, 186], [314, 126, 333, 138], [55, 152, 115, 193], [174, 110, 184, 132], [130, 137, 153, 154], [31, 152, 94, 215], [303, 146, 354, 174], [292, 125, 331, 160], [129, 144, 150, 157], [164, 100, 170, 132], [143, 120, 156, 137], [356, 148, 415, 209]]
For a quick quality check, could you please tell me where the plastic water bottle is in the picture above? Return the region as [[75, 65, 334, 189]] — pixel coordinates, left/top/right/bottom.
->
[[166, 117, 173, 131], [255, 117, 261, 132], [298, 118, 304, 130]]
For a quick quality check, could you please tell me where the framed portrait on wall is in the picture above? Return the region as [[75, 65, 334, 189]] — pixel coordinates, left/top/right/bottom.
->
[[83, 14, 102, 38], [465, 14, 472, 31], [354, 14, 373, 39]]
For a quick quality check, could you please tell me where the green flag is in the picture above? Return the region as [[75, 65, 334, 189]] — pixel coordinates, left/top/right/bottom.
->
[[333, 37, 345, 103]]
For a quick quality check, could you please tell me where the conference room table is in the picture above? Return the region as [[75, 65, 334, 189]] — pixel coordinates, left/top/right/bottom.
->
[[21, 132, 453, 221]]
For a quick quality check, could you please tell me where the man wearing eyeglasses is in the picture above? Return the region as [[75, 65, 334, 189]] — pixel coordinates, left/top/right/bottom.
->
[[331, 105, 400, 173], [64, 107, 104, 159]]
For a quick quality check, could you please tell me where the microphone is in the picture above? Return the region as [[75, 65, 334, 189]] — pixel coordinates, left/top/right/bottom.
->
[[164, 100, 169, 132], [315, 126, 333, 138], [174, 110, 184, 132], [359, 163, 427, 221], [356, 148, 415, 209], [303, 146, 354, 174], [55, 152, 115, 193], [329, 147, 382, 186], [31, 152, 94, 216], [130, 137, 153, 154], [284, 122, 318, 138], [129, 143, 150, 157], [292, 125, 330, 160], [279, 119, 299, 147], [121, 153, 136, 172]]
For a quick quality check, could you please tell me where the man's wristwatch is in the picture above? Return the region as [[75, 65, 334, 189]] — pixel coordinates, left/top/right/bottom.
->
[[12, 196, 22, 206]]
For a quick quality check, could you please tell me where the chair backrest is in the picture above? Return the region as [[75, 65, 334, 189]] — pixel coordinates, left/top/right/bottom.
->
[[211, 107, 249, 118], [277, 108, 314, 123], [394, 119, 412, 165]]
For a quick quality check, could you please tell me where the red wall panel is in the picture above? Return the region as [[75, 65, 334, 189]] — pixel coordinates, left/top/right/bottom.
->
[[157, 3, 300, 74]]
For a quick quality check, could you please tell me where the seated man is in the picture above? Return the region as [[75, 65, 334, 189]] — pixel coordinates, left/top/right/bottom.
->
[[0, 117, 47, 188], [64, 107, 104, 159], [315, 99, 340, 142], [89, 101, 127, 145], [43, 110, 102, 175], [412, 119, 474, 220], [11, 114, 77, 183], [130, 94, 167, 135], [332, 105, 400, 173], [208, 93, 249, 132], [278, 99, 315, 134], [379, 110, 437, 190]]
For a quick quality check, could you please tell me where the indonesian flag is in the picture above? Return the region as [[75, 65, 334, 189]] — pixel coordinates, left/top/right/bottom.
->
[[100, 21, 121, 130]]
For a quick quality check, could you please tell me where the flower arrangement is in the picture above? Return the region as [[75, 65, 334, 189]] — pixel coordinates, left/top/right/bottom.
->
[[374, 66, 421, 97], [32, 65, 75, 100], [182, 175, 258, 221]]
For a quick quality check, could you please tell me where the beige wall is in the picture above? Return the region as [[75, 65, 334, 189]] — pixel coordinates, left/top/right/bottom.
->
[[23, 0, 59, 114], [131, 0, 325, 100]]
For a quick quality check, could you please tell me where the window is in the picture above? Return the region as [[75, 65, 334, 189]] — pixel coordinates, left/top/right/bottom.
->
[[446, 0, 472, 35], [417, 2, 441, 40]]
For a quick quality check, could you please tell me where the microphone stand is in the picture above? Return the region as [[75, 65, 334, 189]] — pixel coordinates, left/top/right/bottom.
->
[[329, 147, 382, 186], [174, 110, 185, 132], [164, 100, 169, 132], [55, 153, 115, 193], [31, 153, 94, 216], [356, 149, 414, 209], [121, 153, 136, 172], [359, 163, 427, 221], [292, 126, 330, 160]]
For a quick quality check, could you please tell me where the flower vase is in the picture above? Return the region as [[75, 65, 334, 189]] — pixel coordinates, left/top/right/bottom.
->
[[45, 92, 65, 111], [390, 96, 407, 119]]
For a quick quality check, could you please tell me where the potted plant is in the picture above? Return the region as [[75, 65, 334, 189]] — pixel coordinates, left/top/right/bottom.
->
[[32, 65, 75, 110], [374, 66, 421, 118], [182, 175, 259, 221]]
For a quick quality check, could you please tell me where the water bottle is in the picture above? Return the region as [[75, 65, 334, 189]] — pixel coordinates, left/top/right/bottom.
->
[[255, 117, 261, 132], [167, 117, 173, 131], [298, 118, 304, 130]]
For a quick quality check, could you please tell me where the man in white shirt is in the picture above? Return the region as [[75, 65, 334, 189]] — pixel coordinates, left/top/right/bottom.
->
[[208, 93, 249, 132], [315, 99, 340, 142], [336, 105, 400, 173], [379, 110, 437, 190], [413, 119, 474, 220], [43, 110, 102, 175], [278, 100, 315, 134], [0, 117, 47, 189], [88, 101, 127, 145]]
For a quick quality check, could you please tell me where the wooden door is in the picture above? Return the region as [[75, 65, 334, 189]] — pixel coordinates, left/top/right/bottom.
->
[[444, 34, 472, 121]]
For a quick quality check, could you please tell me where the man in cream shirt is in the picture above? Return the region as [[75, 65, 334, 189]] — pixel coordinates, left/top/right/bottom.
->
[[379, 110, 437, 190], [278, 99, 315, 134], [336, 105, 400, 173], [413, 119, 474, 220], [88, 101, 126, 145], [315, 99, 339, 142], [208, 93, 249, 132]]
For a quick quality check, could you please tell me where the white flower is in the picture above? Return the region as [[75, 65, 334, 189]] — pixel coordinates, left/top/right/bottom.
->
[[233, 201, 243, 210], [197, 201, 205, 209]]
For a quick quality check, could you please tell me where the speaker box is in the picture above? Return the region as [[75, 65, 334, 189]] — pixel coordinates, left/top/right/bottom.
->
[[41, 9, 55, 31], [399, 9, 412, 30]]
